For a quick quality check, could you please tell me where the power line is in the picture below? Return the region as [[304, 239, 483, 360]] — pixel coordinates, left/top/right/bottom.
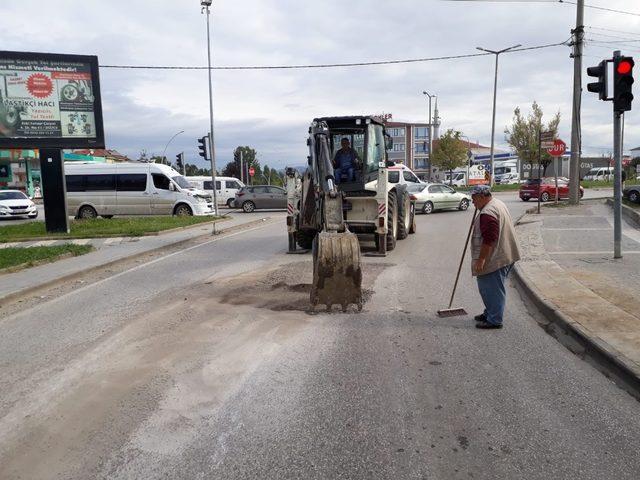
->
[[443, 0, 640, 17], [559, 1, 640, 17], [587, 26, 640, 38], [100, 41, 568, 71]]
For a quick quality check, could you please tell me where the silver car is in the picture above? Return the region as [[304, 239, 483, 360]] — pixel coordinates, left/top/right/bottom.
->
[[233, 185, 287, 212], [408, 183, 471, 214]]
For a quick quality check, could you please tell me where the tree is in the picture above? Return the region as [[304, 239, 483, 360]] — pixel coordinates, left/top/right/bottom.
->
[[184, 163, 211, 176], [504, 101, 560, 177], [431, 129, 469, 185], [222, 146, 260, 182]]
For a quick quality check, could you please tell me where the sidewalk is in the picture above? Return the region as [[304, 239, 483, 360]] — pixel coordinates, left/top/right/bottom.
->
[[0, 213, 281, 303], [514, 200, 640, 393]]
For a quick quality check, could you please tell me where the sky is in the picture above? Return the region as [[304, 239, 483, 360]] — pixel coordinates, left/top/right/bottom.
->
[[2, 0, 639, 170]]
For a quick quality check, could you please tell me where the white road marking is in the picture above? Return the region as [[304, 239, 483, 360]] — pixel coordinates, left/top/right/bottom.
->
[[548, 251, 640, 255]]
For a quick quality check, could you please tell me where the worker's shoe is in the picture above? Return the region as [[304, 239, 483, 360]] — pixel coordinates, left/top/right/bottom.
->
[[474, 313, 487, 322], [476, 320, 502, 329]]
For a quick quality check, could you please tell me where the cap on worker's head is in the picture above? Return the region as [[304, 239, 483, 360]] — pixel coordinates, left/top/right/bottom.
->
[[470, 185, 491, 196]]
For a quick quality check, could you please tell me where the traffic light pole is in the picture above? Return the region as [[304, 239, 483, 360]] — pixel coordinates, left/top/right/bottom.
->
[[203, 3, 219, 223], [614, 109, 622, 259], [569, 0, 584, 205]]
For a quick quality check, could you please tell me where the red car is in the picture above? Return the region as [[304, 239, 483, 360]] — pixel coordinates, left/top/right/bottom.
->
[[519, 177, 584, 202]]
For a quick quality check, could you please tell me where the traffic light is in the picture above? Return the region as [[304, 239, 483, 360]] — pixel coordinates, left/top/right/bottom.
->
[[175, 153, 183, 171], [587, 60, 608, 100], [613, 56, 634, 113], [197, 136, 208, 159]]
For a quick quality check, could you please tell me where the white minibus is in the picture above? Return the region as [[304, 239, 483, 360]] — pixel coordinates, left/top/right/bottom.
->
[[65, 162, 213, 218]]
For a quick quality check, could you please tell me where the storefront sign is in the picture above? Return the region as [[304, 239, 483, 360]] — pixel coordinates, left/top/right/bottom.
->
[[0, 51, 104, 149]]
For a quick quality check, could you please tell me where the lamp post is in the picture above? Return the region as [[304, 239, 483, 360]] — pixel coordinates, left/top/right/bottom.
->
[[460, 134, 472, 187], [476, 44, 521, 186], [201, 0, 219, 218], [161, 130, 184, 164], [422, 91, 436, 179]]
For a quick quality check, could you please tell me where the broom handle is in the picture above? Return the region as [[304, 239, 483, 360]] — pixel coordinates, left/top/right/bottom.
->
[[447, 208, 478, 309]]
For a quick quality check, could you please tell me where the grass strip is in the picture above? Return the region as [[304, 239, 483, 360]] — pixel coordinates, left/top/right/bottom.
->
[[0, 216, 220, 243], [0, 244, 93, 270]]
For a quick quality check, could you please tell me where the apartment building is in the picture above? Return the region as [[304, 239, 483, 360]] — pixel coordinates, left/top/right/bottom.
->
[[384, 121, 431, 180]]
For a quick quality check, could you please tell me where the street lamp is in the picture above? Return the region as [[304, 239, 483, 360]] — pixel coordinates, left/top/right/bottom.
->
[[161, 130, 184, 164], [201, 0, 219, 219], [422, 91, 436, 179], [476, 44, 521, 186]]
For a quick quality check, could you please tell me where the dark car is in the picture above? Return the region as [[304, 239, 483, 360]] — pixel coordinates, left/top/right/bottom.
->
[[519, 177, 584, 202], [233, 185, 287, 212], [623, 184, 640, 204]]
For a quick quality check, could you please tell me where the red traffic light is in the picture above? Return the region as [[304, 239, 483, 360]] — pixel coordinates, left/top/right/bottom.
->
[[617, 60, 633, 75]]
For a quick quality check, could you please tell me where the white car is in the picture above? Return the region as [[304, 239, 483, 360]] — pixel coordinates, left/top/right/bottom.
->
[[0, 190, 38, 219]]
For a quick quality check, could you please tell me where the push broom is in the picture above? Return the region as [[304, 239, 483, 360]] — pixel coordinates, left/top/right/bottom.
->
[[437, 208, 478, 318]]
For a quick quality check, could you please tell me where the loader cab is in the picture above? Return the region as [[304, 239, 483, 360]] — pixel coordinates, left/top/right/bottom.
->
[[318, 116, 388, 193]]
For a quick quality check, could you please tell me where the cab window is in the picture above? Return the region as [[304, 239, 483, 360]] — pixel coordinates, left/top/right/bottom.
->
[[227, 181, 241, 189], [152, 173, 171, 190], [403, 171, 420, 183], [366, 124, 386, 174]]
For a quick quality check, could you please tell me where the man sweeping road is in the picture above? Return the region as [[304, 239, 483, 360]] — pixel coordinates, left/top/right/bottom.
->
[[470, 185, 520, 329]]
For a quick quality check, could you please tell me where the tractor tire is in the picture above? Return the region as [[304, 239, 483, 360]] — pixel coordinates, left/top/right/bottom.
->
[[409, 202, 417, 234], [386, 190, 398, 251], [297, 229, 316, 250], [397, 188, 411, 240]]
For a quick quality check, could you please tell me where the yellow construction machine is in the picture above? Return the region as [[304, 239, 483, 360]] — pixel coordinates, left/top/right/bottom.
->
[[285, 116, 416, 312]]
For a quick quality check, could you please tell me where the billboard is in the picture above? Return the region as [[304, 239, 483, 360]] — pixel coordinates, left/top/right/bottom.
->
[[0, 51, 104, 149]]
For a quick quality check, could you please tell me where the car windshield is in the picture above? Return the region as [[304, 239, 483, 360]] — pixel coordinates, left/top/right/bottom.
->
[[171, 175, 192, 189], [0, 191, 28, 200]]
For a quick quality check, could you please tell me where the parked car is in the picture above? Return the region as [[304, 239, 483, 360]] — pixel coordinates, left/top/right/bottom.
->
[[519, 177, 584, 202], [407, 183, 471, 214], [0, 190, 38, 219], [584, 167, 613, 182], [233, 185, 287, 212], [186, 176, 244, 208], [623, 184, 640, 204], [65, 162, 213, 218]]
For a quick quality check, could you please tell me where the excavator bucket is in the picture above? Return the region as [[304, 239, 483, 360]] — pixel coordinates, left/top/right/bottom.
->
[[311, 231, 363, 312]]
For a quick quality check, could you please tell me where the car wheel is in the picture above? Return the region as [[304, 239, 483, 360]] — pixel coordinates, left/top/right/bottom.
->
[[242, 201, 256, 213], [174, 204, 193, 216], [422, 201, 434, 214], [629, 190, 640, 203], [28, 212, 38, 219], [61, 84, 79, 102], [540, 192, 550, 202], [78, 205, 98, 219], [226, 198, 234, 208], [580, 190, 584, 199], [459, 198, 469, 211], [521, 198, 530, 202]]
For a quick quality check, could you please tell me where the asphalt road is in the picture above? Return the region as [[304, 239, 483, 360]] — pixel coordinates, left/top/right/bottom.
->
[[0, 193, 638, 479], [0, 188, 612, 227]]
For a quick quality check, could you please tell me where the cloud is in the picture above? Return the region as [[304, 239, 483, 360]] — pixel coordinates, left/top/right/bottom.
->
[[3, 0, 640, 168]]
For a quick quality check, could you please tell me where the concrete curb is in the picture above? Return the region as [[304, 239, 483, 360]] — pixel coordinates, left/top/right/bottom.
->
[[512, 215, 640, 399], [605, 198, 640, 228], [0, 216, 231, 244], [0, 217, 274, 307]]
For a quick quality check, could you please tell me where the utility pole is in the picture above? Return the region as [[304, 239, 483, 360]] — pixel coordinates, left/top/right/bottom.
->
[[201, 0, 219, 221], [477, 45, 521, 187], [569, 0, 585, 205], [240, 149, 244, 183]]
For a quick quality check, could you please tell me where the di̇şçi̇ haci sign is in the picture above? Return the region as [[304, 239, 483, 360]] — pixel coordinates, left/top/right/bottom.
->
[[0, 51, 105, 149]]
